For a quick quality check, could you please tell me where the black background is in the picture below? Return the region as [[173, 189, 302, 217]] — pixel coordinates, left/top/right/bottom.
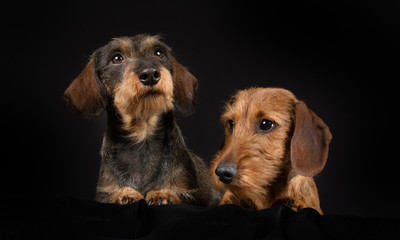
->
[[1, 1, 399, 218]]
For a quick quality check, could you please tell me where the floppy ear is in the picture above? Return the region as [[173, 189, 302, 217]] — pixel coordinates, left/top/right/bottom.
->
[[63, 58, 107, 117], [290, 101, 332, 177], [171, 58, 198, 114]]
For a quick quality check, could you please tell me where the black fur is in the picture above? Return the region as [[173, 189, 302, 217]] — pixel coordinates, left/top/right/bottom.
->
[[97, 110, 212, 205], [64, 34, 218, 206]]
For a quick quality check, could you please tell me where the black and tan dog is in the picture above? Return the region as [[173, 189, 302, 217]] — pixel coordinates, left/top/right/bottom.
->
[[64, 34, 216, 206]]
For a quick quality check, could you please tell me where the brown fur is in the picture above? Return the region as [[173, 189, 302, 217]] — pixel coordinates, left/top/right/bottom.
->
[[210, 88, 332, 214], [113, 66, 174, 142], [64, 35, 216, 207], [63, 59, 107, 117]]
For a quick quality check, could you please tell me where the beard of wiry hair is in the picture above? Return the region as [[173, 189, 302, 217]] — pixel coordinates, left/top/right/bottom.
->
[[220, 140, 285, 210], [114, 67, 174, 142]]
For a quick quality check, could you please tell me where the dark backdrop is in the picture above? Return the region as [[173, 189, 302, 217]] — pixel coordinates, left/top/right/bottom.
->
[[1, 1, 399, 218]]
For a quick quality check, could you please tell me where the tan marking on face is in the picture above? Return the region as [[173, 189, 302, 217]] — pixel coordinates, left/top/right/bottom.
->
[[210, 88, 299, 208], [140, 35, 158, 52], [111, 37, 132, 53], [145, 36, 156, 47], [114, 66, 174, 142]]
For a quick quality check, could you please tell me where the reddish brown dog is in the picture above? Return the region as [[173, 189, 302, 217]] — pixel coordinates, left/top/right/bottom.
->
[[210, 88, 332, 214]]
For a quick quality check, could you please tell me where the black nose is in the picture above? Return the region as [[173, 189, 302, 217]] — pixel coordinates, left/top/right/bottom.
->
[[215, 163, 237, 184], [138, 68, 161, 86]]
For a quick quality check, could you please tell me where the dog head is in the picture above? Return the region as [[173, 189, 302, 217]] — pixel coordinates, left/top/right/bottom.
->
[[64, 34, 198, 119], [210, 87, 332, 207]]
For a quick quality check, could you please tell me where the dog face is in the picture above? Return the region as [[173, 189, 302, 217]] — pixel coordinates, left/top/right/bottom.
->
[[64, 34, 198, 140], [210, 88, 332, 207], [96, 35, 176, 119]]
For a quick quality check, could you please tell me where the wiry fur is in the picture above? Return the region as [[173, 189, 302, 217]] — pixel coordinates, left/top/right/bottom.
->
[[114, 67, 174, 141], [210, 88, 332, 214], [64, 34, 217, 207]]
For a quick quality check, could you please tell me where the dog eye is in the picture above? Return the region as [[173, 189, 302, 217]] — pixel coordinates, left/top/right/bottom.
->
[[258, 119, 275, 133], [227, 120, 234, 134], [111, 54, 124, 64], [154, 49, 164, 58]]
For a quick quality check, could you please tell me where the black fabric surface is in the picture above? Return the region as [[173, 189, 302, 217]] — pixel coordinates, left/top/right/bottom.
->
[[3, 197, 400, 239]]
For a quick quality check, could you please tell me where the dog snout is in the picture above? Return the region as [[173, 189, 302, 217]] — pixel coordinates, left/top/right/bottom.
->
[[215, 163, 237, 184], [139, 68, 161, 86]]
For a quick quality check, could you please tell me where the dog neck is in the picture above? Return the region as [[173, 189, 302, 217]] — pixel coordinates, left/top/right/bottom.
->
[[100, 109, 190, 192], [257, 152, 292, 209], [105, 108, 180, 145]]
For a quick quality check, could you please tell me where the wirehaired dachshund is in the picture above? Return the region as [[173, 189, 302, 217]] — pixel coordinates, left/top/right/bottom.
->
[[64, 34, 217, 207], [210, 87, 332, 214]]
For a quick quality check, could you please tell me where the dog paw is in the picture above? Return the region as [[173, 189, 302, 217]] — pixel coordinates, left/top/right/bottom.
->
[[146, 189, 181, 206], [219, 192, 240, 205], [276, 198, 305, 212], [111, 187, 144, 204]]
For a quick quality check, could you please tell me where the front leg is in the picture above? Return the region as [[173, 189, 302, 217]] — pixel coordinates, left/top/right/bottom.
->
[[110, 187, 145, 204], [219, 189, 241, 205], [146, 189, 182, 206], [96, 166, 144, 204], [274, 197, 308, 212], [275, 175, 323, 214]]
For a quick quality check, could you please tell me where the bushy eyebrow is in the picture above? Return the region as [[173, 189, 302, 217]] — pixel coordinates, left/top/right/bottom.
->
[[228, 96, 237, 106], [220, 108, 235, 125], [152, 42, 172, 55], [256, 111, 265, 119]]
